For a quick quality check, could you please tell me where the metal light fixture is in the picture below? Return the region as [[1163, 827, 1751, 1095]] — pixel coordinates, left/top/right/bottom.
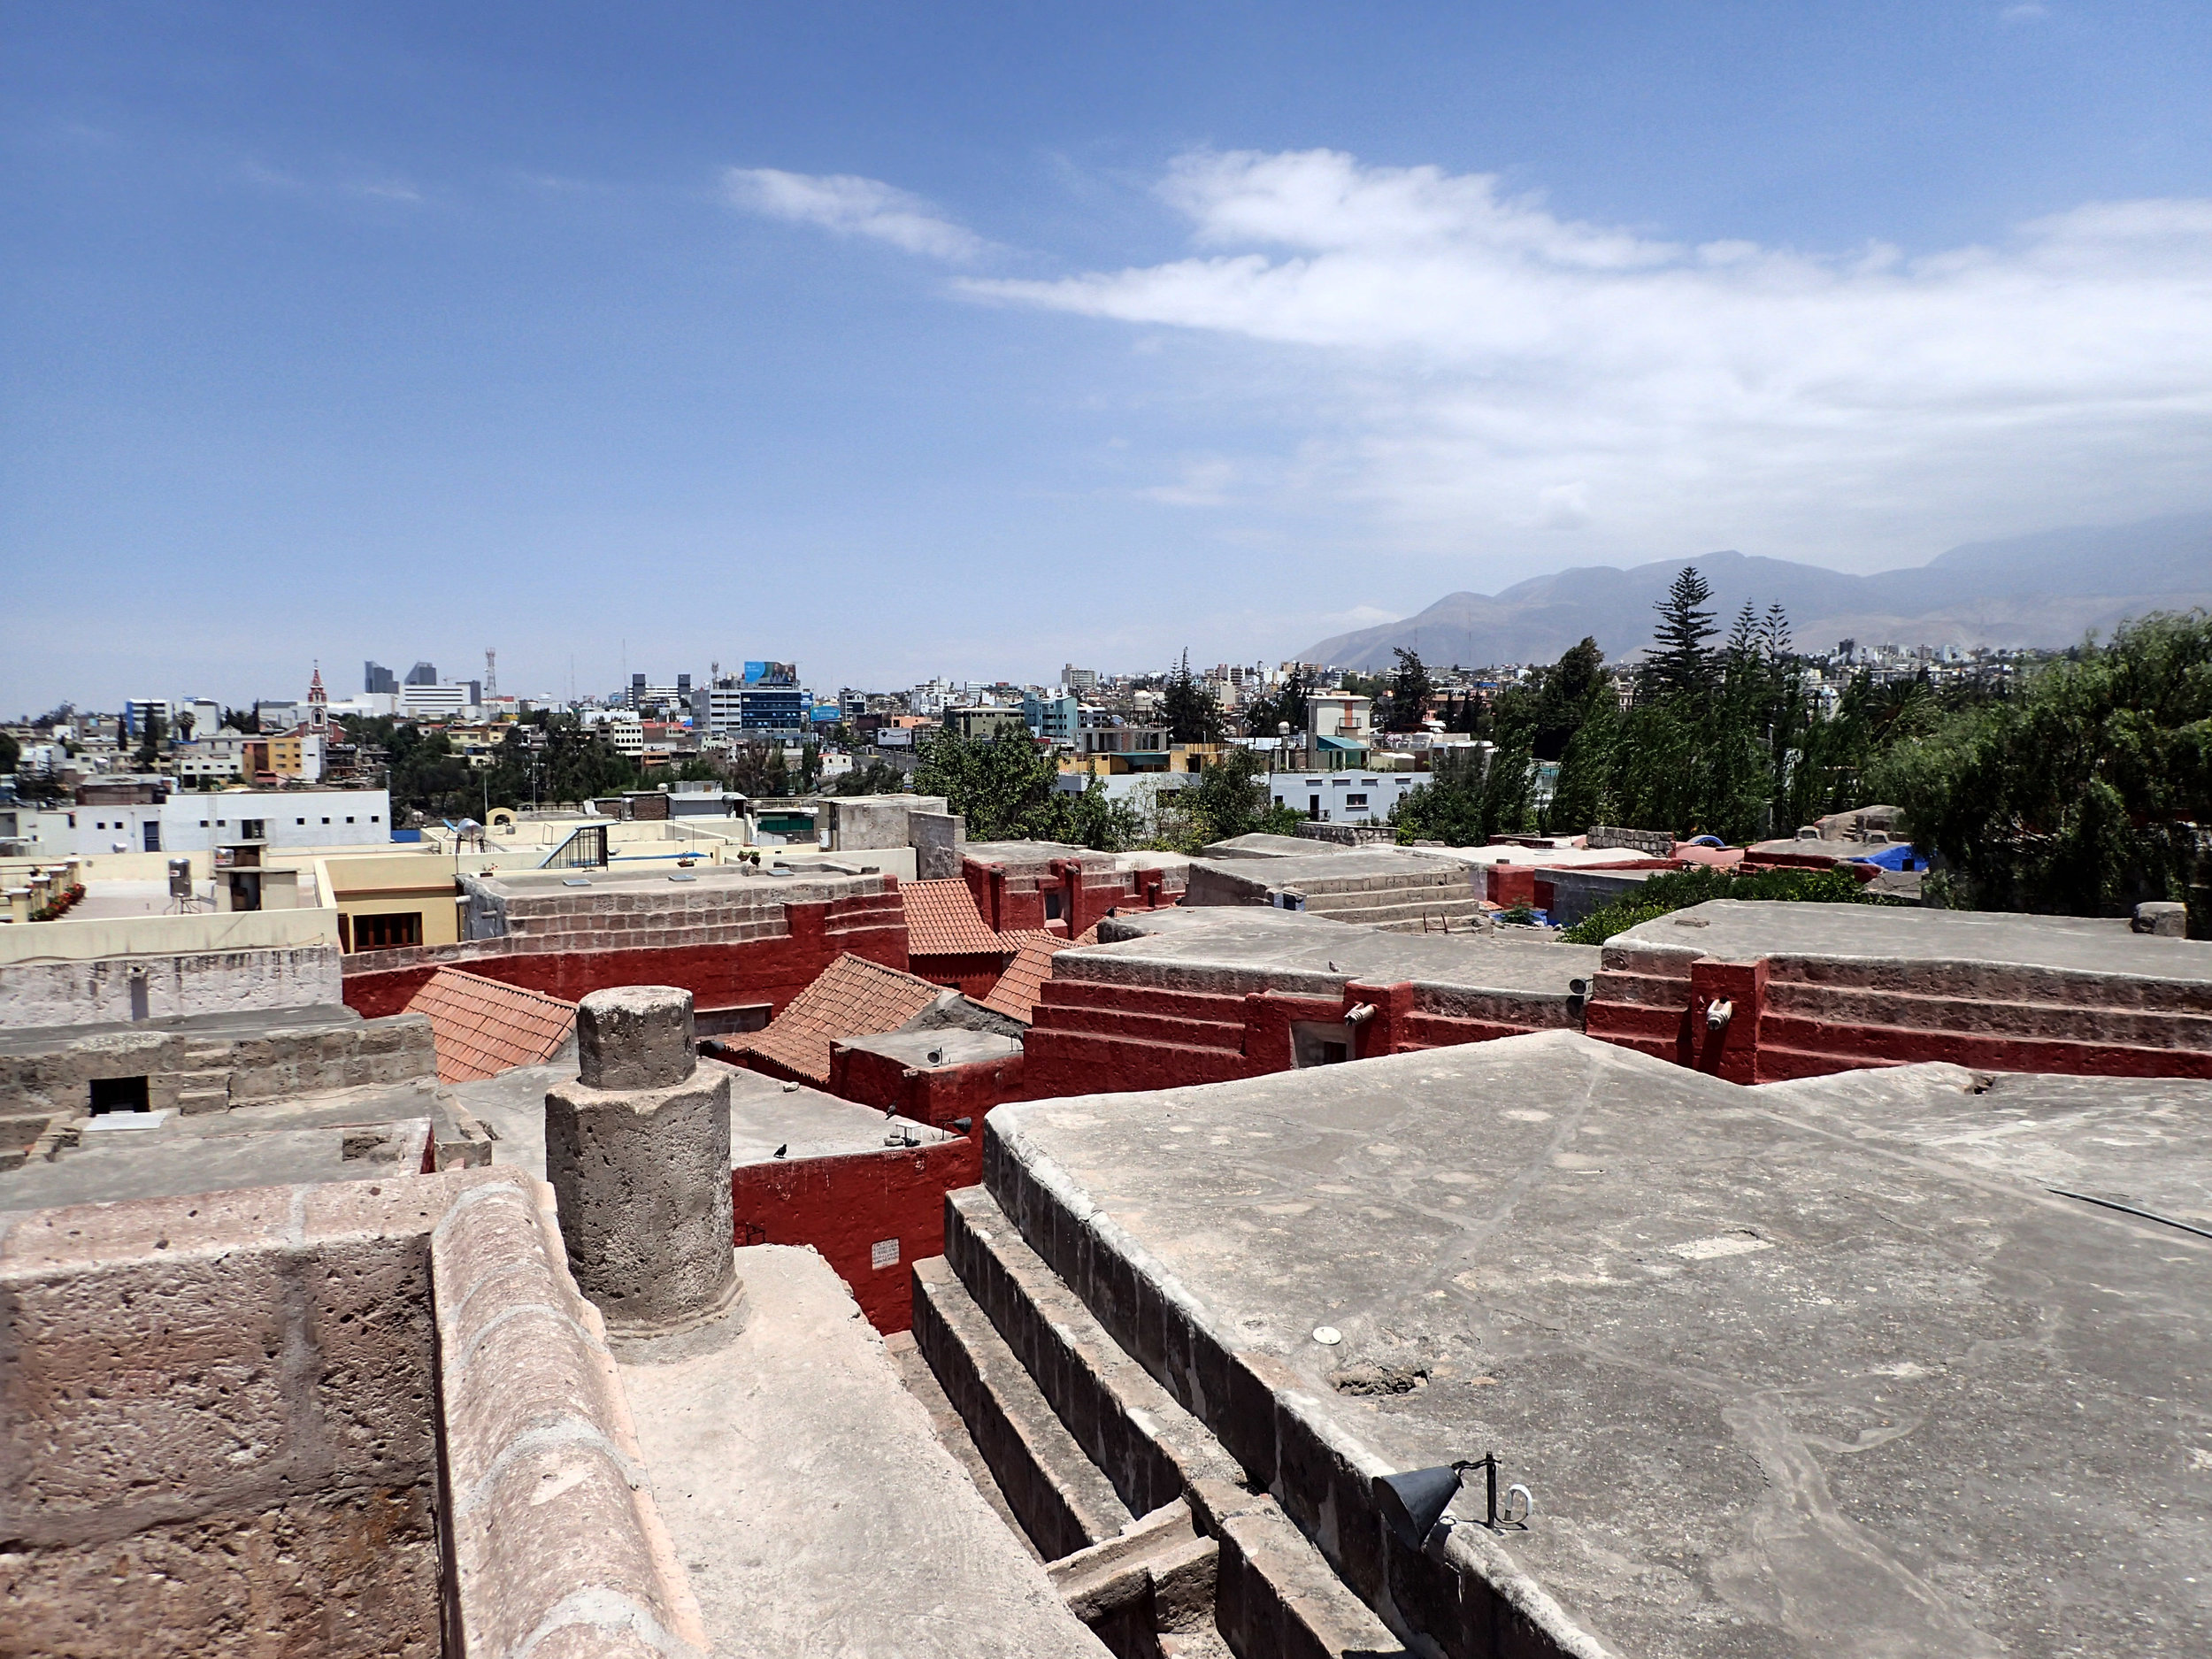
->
[[1375, 1454, 1533, 1548]]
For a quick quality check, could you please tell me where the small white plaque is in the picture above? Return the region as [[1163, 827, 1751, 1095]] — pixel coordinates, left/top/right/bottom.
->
[[871, 1238, 901, 1271]]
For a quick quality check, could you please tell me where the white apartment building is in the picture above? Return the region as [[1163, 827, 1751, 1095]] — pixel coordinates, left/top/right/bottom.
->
[[400, 683, 471, 719], [19, 789, 395, 856]]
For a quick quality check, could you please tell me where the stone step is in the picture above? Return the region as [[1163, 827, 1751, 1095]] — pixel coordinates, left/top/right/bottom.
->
[[967, 1178, 1423, 1659], [944, 1187, 1244, 1519], [1193, 1480, 1409, 1659], [945, 1187, 1406, 1658], [882, 1328, 1039, 1560], [911, 1255, 1133, 1559], [1048, 1498, 1219, 1659]]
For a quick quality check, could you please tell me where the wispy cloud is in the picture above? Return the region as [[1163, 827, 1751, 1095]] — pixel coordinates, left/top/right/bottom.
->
[[724, 167, 985, 262], [962, 149, 2212, 566]]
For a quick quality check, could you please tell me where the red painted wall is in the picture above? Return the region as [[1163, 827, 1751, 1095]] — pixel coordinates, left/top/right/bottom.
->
[[731, 1136, 983, 1332], [340, 895, 909, 1020], [829, 1042, 1036, 1129], [908, 950, 1009, 1000], [1585, 950, 2212, 1083], [1022, 973, 1566, 1098]]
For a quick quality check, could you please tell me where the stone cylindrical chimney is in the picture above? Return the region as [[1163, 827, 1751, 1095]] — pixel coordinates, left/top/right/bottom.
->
[[546, 986, 738, 1335]]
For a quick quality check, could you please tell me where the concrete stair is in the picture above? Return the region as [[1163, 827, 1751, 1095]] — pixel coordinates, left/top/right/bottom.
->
[[904, 1187, 1408, 1659], [912, 1256, 1133, 1560]]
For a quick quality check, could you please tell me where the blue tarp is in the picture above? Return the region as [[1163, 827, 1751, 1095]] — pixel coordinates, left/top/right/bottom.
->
[[1850, 842, 1922, 872]]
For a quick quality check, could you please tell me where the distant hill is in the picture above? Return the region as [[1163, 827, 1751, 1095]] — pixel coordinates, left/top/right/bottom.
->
[[1298, 511, 2212, 670]]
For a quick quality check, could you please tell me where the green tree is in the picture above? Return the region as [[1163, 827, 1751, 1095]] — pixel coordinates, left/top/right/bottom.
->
[[828, 759, 907, 796], [134, 709, 166, 768], [1381, 649, 1433, 733], [1392, 735, 1535, 846], [0, 730, 18, 774], [1161, 651, 1224, 745], [221, 706, 259, 734], [1644, 565, 1719, 703], [1243, 669, 1310, 739], [1157, 749, 1304, 849], [1870, 611, 2212, 930], [914, 726, 1139, 850]]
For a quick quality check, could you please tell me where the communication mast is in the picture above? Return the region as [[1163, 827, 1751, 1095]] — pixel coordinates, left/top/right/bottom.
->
[[484, 649, 497, 700]]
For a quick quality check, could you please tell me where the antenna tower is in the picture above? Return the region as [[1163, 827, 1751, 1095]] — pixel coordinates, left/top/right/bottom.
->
[[485, 649, 497, 699]]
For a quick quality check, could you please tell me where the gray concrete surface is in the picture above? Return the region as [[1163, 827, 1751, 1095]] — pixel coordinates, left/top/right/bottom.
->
[[1758, 1062, 2212, 1230], [1083, 905, 1594, 995], [1615, 899, 2212, 984], [1195, 833, 1342, 861], [0, 1079, 442, 1210], [615, 1244, 1109, 1659], [843, 1028, 1026, 1070], [1187, 849, 1463, 899], [987, 1031, 2212, 1659], [459, 1060, 949, 1182]]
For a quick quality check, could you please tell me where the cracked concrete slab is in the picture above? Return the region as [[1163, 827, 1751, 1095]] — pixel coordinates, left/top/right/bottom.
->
[[985, 1030, 2212, 1659]]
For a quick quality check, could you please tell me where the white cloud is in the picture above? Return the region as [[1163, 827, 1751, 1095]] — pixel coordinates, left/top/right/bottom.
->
[[725, 167, 985, 261], [964, 150, 2212, 568]]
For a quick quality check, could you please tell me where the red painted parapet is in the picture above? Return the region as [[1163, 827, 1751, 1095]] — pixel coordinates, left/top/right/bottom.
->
[[828, 1043, 1036, 1130], [731, 1135, 983, 1333], [342, 890, 910, 1020], [1487, 865, 1537, 909], [1688, 957, 1766, 1084], [1586, 940, 2212, 1082]]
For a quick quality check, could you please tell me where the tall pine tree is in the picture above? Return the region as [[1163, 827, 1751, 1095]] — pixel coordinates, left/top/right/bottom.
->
[[1645, 565, 1719, 702]]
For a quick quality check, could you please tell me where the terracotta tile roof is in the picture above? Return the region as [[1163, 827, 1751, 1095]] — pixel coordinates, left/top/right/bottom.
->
[[730, 952, 942, 1085], [902, 879, 1010, 958], [407, 968, 577, 1084], [979, 931, 1074, 1024]]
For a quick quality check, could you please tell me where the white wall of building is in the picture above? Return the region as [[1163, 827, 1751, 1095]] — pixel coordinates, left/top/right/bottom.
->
[[1267, 772, 1420, 824], [18, 789, 395, 856]]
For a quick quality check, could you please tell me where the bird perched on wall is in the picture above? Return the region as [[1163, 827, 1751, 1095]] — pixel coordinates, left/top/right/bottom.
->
[[773, 1143, 787, 1158]]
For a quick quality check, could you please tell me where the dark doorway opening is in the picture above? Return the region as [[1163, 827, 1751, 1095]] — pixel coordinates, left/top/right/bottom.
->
[[89, 1075, 150, 1114]]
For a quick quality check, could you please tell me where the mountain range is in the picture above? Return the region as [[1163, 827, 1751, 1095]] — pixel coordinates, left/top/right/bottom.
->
[[1296, 511, 2212, 671]]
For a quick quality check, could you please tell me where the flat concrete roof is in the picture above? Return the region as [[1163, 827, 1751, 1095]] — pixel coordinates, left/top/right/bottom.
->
[[989, 1032, 2210, 1658], [1614, 899, 2212, 986], [964, 840, 1091, 865], [1758, 1062, 2212, 1231], [454, 1058, 950, 1181], [474, 864, 879, 902], [1077, 906, 1595, 995], [1189, 849, 1466, 893], [841, 1028, 1025, 1071], [0, 1002, 364, 1059], [0, 1079, 443, 1210], [1198, 833, 1350, 860], [616, 1246, 1106, 1658]]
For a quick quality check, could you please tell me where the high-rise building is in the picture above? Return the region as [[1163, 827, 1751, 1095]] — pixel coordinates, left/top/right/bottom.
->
[[364, 661, 398, 695], [405, 662, 438, 687]]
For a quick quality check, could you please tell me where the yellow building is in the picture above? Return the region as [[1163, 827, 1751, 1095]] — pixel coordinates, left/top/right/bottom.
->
[[317, 854, 465, 953]]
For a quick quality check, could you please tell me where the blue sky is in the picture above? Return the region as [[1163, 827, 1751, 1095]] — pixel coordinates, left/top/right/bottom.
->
[[6, 3, 2211, 710]]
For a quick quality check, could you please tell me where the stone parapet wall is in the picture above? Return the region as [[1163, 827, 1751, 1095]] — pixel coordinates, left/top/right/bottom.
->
[[0, 945, 345, 1031], [0, 1174, 466, 1655], [0, 1166, 703, 1658], [0, 1010, 437, 1122], [431, 1172, 707, 1656]]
